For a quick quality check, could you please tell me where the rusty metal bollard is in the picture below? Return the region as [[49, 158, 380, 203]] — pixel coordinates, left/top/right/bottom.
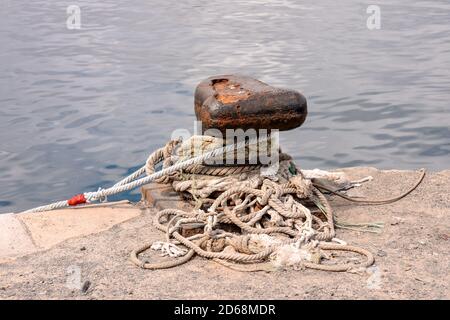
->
[[194, 74, 307, 134]]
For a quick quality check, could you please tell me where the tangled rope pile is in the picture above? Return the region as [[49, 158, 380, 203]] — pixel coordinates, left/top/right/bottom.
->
[[130, 135, 425, 272], [23, 134, 425, 272]]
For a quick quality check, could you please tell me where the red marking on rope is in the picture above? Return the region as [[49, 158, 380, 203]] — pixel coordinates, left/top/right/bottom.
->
[[67, 194, 87, 206]]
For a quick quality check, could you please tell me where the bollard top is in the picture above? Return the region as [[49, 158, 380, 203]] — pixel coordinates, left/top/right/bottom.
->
[[194, 74, 307, 133]]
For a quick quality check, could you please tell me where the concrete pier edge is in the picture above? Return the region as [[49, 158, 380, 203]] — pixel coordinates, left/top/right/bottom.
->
[[0, 201, 141, 263]]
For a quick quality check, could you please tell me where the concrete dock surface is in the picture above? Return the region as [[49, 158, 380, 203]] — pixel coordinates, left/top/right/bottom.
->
[[0, 167, 448, 299]]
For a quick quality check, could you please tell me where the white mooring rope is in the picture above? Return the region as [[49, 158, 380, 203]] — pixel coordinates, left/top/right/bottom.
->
[[23, 135, 269, 213]]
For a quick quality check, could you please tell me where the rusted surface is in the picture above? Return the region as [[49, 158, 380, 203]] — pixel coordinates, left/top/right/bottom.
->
[[195, 75, 307, 133], [141, 183, 192, 211], [212, 78, 251, 104]]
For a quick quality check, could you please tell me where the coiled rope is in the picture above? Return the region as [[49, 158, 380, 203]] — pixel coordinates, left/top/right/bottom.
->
[[128, 136, 426, 272], [22, 135, 425, 273]]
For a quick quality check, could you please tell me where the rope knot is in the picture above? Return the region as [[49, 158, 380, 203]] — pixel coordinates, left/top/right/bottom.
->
[[204, 215, 218, 234], [227, 235, 255, 254], [289, 175, 313, 199], [96, 187, 108, 203]]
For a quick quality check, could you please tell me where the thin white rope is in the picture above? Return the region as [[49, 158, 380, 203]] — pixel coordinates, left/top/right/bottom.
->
[[113, 167, 147, 188], [23, 135, 269, 214]]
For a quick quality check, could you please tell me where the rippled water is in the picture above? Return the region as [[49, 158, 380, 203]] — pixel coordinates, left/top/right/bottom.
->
[[1, 0, 449, 213]]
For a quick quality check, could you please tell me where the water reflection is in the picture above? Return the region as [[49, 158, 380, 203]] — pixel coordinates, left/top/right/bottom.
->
[[1, 0, 449, 212]]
